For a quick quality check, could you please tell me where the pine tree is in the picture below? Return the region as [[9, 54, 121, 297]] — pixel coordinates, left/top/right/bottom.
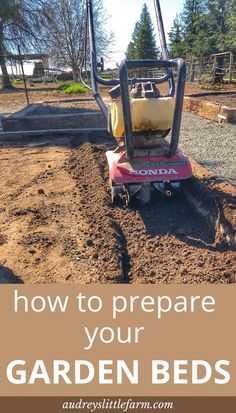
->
[[168, 0, 236, 59], [225, 1, 236, 52], [181, 0, 207, 57], [206, 0, 235, 53], [126, 3, 158, 60], [168, 15, 183, 57]]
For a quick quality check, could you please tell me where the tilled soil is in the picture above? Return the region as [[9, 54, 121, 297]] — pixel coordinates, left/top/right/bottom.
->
[[68, 141, 235, 285], [0, 134, 235, 284]]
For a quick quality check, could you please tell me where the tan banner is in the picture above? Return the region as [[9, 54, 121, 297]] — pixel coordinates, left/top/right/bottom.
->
[[0, 285, 235, 397]]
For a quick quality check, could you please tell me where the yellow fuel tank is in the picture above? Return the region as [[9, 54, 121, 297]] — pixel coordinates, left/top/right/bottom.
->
[[110, 96, 175, 141]]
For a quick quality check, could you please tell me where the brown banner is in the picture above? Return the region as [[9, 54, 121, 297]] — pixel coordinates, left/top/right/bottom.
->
[[0, 397, 236, 413], [0, 285, 235, 397]]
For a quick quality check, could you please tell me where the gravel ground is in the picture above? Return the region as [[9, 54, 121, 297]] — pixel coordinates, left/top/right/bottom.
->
[[180, 112, 236, 186]]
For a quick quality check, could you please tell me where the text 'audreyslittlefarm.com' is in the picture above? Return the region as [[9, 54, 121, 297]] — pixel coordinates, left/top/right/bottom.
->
[[61, 398, 174, 411]]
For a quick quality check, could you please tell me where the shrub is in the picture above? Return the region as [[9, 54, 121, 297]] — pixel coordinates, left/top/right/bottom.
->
[[64, 83, 89, 94]]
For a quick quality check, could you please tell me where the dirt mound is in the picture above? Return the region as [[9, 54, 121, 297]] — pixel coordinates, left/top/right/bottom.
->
[[68, 143, 124, 283]]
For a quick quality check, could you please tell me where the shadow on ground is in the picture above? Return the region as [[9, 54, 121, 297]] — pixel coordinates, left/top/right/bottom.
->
[[0, 265, 24, 284]]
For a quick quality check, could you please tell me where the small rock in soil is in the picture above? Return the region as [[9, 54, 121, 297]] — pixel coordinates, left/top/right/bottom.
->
[[180, 269, 188, 276], [0, 234, 7, 245], [13, 209, 28, 216], [86, 239, 94, 247], [38, 188, 45, 195]]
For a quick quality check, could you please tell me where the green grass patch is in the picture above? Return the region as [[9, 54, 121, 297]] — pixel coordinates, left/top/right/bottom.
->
[[65, 83, 89, 94], [57, 82, 89, 94]]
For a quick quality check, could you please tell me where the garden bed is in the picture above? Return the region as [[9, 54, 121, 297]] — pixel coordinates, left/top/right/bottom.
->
[[184, 94, 236, 123], [2, 101, 106, 132]]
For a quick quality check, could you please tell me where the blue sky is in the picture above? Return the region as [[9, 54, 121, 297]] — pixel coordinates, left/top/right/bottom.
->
[[103, 0, 185, 68]]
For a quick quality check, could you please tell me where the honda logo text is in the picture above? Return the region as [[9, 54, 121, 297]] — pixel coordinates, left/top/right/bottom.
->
[[130, 168, 178, 176]]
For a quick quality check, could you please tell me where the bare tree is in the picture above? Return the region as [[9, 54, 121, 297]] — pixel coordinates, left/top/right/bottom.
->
[[41, 0, 113, 81], [0, 0, 43, 89]]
